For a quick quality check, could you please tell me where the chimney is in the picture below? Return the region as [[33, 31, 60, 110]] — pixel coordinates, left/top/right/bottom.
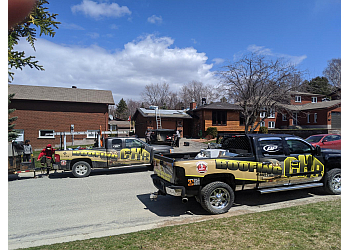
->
[[190, 102, 197, 110]]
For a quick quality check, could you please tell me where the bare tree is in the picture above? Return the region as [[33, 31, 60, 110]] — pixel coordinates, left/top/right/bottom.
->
[[126, 99, 142, 117], [179, 80, 214, 107], [141, 82, 173, 108], [220, 52, 303, 133], [323, 58, 341, 89]]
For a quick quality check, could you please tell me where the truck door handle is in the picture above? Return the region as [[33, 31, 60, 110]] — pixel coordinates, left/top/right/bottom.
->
[[262, 162, 272, 165], [292, 160, 300, 164]]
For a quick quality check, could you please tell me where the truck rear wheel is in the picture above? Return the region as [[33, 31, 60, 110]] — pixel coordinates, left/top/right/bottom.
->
[[324, 168, 341, 195], [72, 161, 91, 178], [200, 181, 234, 214]]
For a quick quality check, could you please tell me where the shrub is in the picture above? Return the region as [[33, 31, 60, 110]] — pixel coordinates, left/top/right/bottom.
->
[[206, 127, 218, 138], [259, 126, 268, 134]]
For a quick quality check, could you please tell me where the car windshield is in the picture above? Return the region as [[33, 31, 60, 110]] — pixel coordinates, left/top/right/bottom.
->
[[306, 136, 324, 143]]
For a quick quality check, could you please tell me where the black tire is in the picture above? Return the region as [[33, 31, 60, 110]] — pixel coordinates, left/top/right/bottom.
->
[[200, 181, 234, 214], [72, 161, 91, 178], [324, 168, 341, 195]]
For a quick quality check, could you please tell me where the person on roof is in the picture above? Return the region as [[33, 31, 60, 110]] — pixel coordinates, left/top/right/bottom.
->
[[37, 144, 55, 175]]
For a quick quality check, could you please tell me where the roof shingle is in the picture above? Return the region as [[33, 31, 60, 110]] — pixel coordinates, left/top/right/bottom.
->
[[8, 84, 115, 105]]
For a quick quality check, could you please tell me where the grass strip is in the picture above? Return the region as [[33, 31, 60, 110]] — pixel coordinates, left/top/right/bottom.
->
[[24, 199, 341, 250]]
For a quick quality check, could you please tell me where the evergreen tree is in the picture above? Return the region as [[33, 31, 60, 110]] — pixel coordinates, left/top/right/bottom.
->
[[8, 94, 18, 142], [302, 76, 332, 96], [8, 0, 59, 140], [116, 98, 128, 120]]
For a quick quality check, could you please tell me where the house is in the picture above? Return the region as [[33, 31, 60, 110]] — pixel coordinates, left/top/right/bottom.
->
[[8, 84, 115, 150], [132, 107, 192, 138], [189, 102, 250, 137], [276, 100, 341, 130], [254, 91, 340, 132]]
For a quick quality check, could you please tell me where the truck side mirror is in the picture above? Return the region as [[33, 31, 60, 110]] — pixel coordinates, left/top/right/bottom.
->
[[314, 145, 321, 156]]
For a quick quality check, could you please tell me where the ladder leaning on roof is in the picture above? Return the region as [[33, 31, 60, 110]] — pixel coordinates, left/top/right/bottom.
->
[[155, 107, 162, 129]]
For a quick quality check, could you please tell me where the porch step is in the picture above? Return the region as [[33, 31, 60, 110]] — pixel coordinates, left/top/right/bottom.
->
[[259, 182, 323, 194]]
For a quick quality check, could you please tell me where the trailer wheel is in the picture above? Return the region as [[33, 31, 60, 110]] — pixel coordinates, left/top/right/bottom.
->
[[200, 181, 234, 215], [72, 161, 91, 178], [324, 168, 341, 195]]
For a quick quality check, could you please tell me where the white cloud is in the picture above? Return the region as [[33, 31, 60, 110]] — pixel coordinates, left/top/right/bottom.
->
[[212, 58, 224, 65], [246, 44, 307, 65], [147, 15, 163, 24], [71, 0, 132, 19], [11, 35, 218, 102]]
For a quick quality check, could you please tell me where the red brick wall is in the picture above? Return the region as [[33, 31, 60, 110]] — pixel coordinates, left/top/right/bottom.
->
[[9, 100, 109, 150]]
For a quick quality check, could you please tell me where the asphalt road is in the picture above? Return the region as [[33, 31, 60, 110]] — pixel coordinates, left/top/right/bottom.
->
[[8, 140, 340, 249]]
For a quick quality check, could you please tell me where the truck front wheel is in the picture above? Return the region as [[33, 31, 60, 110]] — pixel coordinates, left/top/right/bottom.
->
[[324, 168, 341, 195], [200, 181, 234, 214], [72, 161, 91, 178]]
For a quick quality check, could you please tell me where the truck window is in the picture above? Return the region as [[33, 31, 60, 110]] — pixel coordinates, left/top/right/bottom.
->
[[221, 136, 252, 155], [112, 139, 122, 149], [125, 139, 142, 148], [286, 139, 312, 154], [258, 138, 284, 156]]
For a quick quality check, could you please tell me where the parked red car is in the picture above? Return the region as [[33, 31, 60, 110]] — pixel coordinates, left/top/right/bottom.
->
[[306, 134, 341, 150]]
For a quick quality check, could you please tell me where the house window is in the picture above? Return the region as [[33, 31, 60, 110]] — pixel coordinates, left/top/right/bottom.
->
[[307, 114, 310, 123], [260, 121, 265, 127], [268, 121, 275, 128], [39, 129, 55, 138], [314, 113, 317, 123], [212, 110, 227, 126], [268, 108, 275, 118], [260, 111, 266, 118], [295, 96, 301, 103], [292, 113, 298, 125], [312, 97, 317, 103], [282, 114, 287, 121], [239, 113, 245, 126]]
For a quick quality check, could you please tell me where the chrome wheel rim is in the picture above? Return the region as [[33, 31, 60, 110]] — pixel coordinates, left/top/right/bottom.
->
[[209, 188, 230, 209], [75, 164, 88, 176], [331, 173, 341, 192]]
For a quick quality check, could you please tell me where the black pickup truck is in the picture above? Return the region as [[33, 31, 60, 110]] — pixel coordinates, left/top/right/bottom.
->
[[151, 134, 341, 214], [55, 137, 173, 177]]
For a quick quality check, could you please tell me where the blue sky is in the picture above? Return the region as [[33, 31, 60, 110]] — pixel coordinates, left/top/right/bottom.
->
[[11, 0, 341, 103]]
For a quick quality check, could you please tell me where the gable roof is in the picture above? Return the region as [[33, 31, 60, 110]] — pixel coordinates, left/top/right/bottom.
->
[[289, 91, 325, 97], [280, 99, 341, 111], [8, 84, 115, 105]]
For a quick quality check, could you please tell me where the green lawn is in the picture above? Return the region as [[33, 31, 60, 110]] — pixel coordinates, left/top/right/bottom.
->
[[24, 199, 341, 250]]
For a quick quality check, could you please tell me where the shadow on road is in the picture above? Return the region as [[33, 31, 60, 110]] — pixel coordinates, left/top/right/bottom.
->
[[9, 166, 152, 180], [137, 193, 211, 217], [138, 187, 328, 217]]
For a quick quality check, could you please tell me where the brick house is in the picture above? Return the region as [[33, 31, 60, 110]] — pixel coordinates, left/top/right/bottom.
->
[[132, 107, 192, 138], [9, 84, 114, 150], [261, 91, 341, 131]]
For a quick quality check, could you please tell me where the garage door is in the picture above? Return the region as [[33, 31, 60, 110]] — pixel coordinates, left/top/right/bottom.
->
[[331, 112, 341, 128]]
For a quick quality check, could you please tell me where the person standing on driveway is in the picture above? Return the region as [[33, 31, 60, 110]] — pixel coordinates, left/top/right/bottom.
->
[[22, 140, 33, 162]]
